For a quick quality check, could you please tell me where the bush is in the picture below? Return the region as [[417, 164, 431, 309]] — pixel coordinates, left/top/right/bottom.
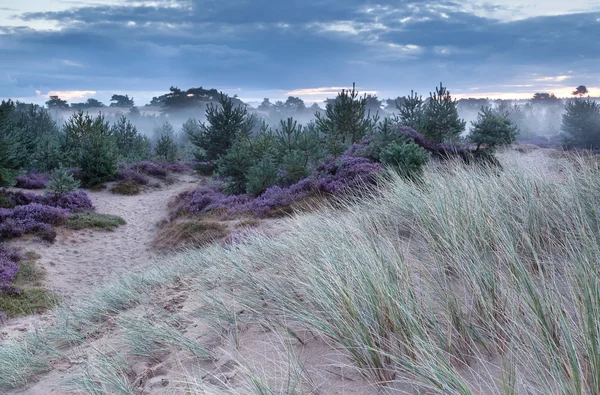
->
[[129, 161, 168, 177], [46, 167, 80, 194], [11, 204, 68, 225], [468, 106, 519, 151], [15, 173, 50, 189], [561, 99, 600, 149], [380, 140, 429, 180], [116, 167, 150, 185], [66, 212, 126, 231], [0, 244, 21, 293]]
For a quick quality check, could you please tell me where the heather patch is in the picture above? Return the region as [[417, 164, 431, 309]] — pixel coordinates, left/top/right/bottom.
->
[[15, 173, 50, 189]]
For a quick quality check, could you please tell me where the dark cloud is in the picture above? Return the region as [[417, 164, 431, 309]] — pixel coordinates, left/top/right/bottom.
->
[[2, 1, 600, 101]]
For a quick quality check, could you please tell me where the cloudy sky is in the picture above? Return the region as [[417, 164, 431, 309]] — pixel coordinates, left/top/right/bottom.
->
[[1, 0, 599, 106]]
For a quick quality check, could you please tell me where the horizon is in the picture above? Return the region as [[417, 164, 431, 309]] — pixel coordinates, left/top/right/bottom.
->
[[1, 1, 599, 106]]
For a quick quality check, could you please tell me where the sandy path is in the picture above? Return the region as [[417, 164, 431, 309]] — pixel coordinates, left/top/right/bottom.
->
[[1, 173, 199, 338]]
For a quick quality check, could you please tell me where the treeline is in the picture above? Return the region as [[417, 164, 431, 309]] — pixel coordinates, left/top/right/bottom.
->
[[2, 82, 600, 193]]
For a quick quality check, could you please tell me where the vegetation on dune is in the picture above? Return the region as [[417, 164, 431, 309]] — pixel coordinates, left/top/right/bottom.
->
[[3, 152, 600, 393], [0, 250, 58, 318], [66, 212, 126, 231]]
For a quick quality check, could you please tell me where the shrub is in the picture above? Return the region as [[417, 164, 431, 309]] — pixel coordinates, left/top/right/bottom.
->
[[116, 167, 150, 185], [0, 244, 21, 293], [66, 212, 126, 231], [468, 106, 519, 151], [561, 99, 600, 149], [15, 173, 50, 189], [128, 161, 168, 177], [46, 167, 80, 194], [11, 204, 68, 225], [194, 161, 217, 176], [380, 140, 429, 180], [110, 181, 141, 195]]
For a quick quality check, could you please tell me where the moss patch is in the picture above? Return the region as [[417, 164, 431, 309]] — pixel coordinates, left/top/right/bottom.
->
[[66, 212, 126, 231], [0, 251, 58, 318]]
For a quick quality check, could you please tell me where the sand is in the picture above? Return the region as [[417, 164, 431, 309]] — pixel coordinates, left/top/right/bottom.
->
[[1, 173, 199, 341]]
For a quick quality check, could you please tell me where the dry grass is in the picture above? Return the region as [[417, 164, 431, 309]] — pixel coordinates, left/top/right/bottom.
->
[[4, 150, 600, 394], [153, 219, 229, 251]]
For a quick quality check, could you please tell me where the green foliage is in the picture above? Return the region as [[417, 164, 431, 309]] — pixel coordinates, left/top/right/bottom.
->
[[46, 167, 80, 194], [109, 94, 134, 108], [67, 212, 126, 231], [154, 135, 178, 163], [61, 112, 118, 186], [45, 96, 68, 110], [187, 93, 257, 161], [245, 155, 279, 196], [561, 99, 600, 149], [421, 83, 466, 143], [396, 90, 424, 130], [468, 107, 519, 151], [217, 137, 255, 195], [0, 100, 60, 183], [380, 140, 429, 180], [111, 116, 151, 162], [315, 83, 377, 155], [0, 251, 58, 318]]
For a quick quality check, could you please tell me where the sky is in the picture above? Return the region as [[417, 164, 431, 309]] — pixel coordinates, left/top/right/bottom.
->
[[1, 0, 599, 107]]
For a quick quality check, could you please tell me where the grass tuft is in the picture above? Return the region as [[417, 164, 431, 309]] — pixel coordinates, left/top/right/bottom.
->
[[110, 180, 141, 195], [0, 251, 58, 318], [66, 212, 126, 231], [153, 220, 228, 251]]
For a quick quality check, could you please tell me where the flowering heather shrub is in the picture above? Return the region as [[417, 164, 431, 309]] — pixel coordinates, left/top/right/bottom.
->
[[42, 192, 94, 213], [0, 244, 21, 293], [172, 156, 383, 218], [161, 162, 191, 173], [11, 204, 68, 225], [0, 189, 93, 213], [128, 161, 168, 177], [15, 173, 50, 189], [116, 168, 150, 186], [314, 156, 383, 194]]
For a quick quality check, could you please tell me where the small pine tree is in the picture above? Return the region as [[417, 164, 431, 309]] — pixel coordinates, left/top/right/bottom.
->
[[468, 107, 519, 151], [154, 134, 178, 162], [380, 140, 429, 180], [421, 83, 466, 143], [216, 138, 255, 195], [315, 83, 376, 155], [396, 90, 424, 130], [47, 166, 80, 194], [188, 93, 256, 161], [561, 99, 600, 149], [245, 154, 278, 196]]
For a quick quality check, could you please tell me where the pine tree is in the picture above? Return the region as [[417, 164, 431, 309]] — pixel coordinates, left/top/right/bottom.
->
[[561, 99, 600, 149], [188, 93, 256, 161], [468, 107, 519, 151], [421, 83, 466, 143], [154, 135, 178, 162], [47, 166, 80, 194], [315, 83, 376, 155], [396, 90, 424, 130]]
